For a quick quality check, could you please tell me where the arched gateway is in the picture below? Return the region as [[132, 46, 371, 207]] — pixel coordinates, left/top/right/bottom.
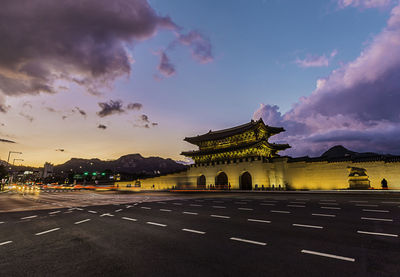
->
[[215, 172, 228, 190], [240, 172, 252, 190], [197, 175, 206, 189]]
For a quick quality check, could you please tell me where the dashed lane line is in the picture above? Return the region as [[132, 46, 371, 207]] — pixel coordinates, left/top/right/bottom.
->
[[293, 223, 323, 229], [115, 209, 123, 212], [287, 205, 306, 208], [355, 204, 378, 207], [349, 200, 368, 203], [0, 221, 5, 224], [361, 217, 393, 222], [21, 215, 37, 220], [100, 213, 114, 217], [212, 206, 226, 209], [238, 208, 253, 211], [190, 204, 202, 207], [74, 219, 91, 225], [381, 201, 400, 204], [141, 207, 151, 210], [48, 211, 61, 215], [122, 217, 137, 222], [173, 203, 183, 206], [301, 249, 355, 262], [182, 228, 206, 234], [248, 219, 271, 224], [0, 241, 13, 246], [362, 209, 389, 213], [270, 210, 290, 214], [312, 213, 336, 217], [289, 202, 306, 204], [88, 210, 97, 214], [319, 203, 339, 205], [357, 230, 398, 237], [183, 211, 198, 215], [146, 222, 167, 227], [160, 209, 172, 212], [320, 207, 341, 210], [35, 228, 61, 236], [260, 203, 275, 206], [210, 214, 230, 219], [230, 237, 267, 246]]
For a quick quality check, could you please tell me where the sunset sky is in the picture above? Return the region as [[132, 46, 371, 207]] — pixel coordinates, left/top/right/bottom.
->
[[1, 0, 400, 166]]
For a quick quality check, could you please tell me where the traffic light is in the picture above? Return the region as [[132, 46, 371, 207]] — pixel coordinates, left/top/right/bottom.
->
[[84, 172, 89, 176], [92, 172, 97, 176], [101, 172, 106, 176]]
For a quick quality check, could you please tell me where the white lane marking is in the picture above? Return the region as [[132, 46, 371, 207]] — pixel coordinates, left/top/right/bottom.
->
[[287, 205, 306, 208], [49, 211, 61, 215], [126, 205, 133, 208], [64, 211, 73, 214], [319, 203, 339, 205], [190, 204, 202, 207], [235, 202, 247, 204], [293, 223, 323, 229], [21, 215, 37, 220], [35, 227, 61, 236], [157, 202, 167, 204], [122, 217, 137, 222], [381, 201, 400, 204], [146, 221, 167, 227], [182, 228, 205, 234], [301, 249, 355, 262], [270, 210, 290, 214], [210, 214, 230, 219], [141, 207, 151, 210], [0, 241, 12, 246], [160, 209, 172, 212], [212, 206, 226, 209], [248, 219, 271, 223], [289, 202, 306, 204], [76, 208, 84, 211], [183, 211, 198, 215], [355, 204, 378, 207], [230, 237, 266, 246], [362, 209, 389, 213], [74, 219, 91, 225], [100, 213, 114, 217], [361, 217, 393, 222], [115, 209, 123, 212], [312, 213, 336, 217], [357, 230, 398, 237], [320, 207, 341, 210], [349, 200, 368, 203], [173, 203, 182, 205], [319, 200, 336, 202], [0, 222, 4, 224], [238, 208, 253, 211], [260, 203, 275, 206], [88, 210, 97, 214]]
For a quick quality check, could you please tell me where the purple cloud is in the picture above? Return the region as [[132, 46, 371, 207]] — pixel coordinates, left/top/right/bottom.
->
[[97, 100, 125, 117], [127, 103, 143, 110], [338, 0, 392, 9], [157, 52, 176, 77], [0, 138, 16, 144], [254, 4, 400, 156], [295, 50, 337, 68], [0, 0, 178, 100], [178, 31, 213, 64], [98, 124, 107, 130]]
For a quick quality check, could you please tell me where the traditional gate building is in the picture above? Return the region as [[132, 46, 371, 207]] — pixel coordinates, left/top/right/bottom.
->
[[116, 119, 400, 191]]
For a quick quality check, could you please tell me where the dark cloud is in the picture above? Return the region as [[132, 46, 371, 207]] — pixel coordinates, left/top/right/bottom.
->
[[55, 148, 65, 152], [127, 103, 143, 110], [62, 115, 68, 120], [0, 104, 8, 113], [178, 31, 213, 64], [74, 107, 87, 118], [157, 51, 176, 77], [0, 138, 16, 143], [97, 100, 125, 117], [0, 0, 178, 99], [141, 114, 150, 123], [152, 122, 158, 126], [19, 112, 34, 122], [253, 3, 400, 156], [98, 124, 107, 130], [45, 107, 57, 113]]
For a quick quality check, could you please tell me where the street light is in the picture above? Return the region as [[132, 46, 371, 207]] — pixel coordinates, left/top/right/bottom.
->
[[7, 151, 22, 164]]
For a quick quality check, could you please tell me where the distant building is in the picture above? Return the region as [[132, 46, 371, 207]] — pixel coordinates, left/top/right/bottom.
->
[[116, 119, 400, 190], [42, 162, 54, 178]]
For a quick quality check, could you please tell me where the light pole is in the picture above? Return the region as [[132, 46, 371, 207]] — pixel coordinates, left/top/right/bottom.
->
[[7, 151, 22, 164], [10, 159, 24, 185]]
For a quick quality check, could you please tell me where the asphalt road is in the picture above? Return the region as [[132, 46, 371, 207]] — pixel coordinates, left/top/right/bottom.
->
[[0, 191, 399, 276]]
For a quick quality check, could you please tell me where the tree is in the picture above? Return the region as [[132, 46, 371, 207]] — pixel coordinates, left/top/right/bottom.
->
[[0, 165, 8, 179], [381, 178, 388, 189]]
